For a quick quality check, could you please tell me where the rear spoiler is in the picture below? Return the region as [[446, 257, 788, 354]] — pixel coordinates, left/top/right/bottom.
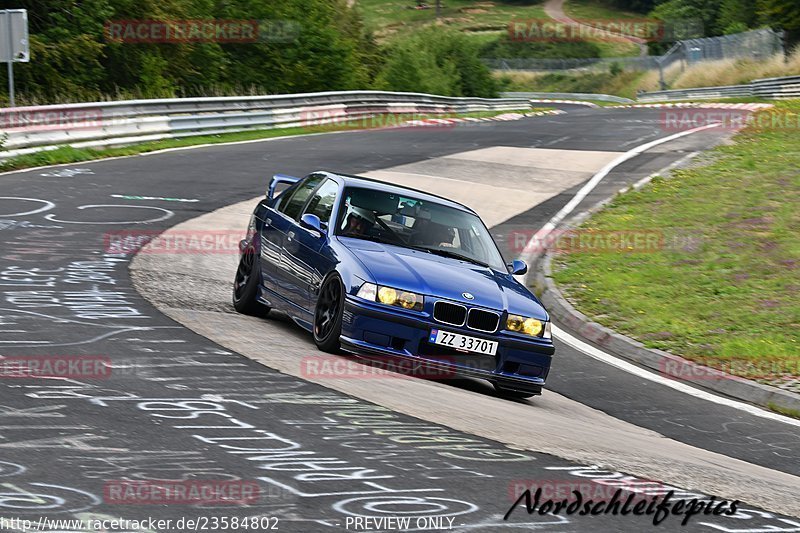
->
[[267, 173, 300, 200]]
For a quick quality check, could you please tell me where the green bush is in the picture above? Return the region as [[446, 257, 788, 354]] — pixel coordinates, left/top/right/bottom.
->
[[480, 34, 604, 59], [374, 28, 498, 97]]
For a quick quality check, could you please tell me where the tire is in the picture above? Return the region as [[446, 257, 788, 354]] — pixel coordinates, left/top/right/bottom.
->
[[313, 273, 344, 353], [492, 382, 539, 400], [232, 246, 270, 317]]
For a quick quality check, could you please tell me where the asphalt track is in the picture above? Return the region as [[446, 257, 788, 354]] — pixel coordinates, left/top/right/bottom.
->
[[0, 105, 798, 532]]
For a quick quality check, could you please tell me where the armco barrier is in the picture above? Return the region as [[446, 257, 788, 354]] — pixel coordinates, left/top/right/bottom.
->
[[752, 75, 800, 99], [637, 74, 800, 102], [0, 91, 530, 158], [637, 84, 754, 102], [500, 91, 634, 104]]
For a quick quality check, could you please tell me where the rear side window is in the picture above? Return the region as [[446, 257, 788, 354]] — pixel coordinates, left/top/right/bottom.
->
[[279, 175, 323, 220]]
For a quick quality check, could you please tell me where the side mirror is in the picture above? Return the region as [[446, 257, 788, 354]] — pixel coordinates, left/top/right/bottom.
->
[[508, 259, 528, 276], [300, 213, 325, 236]]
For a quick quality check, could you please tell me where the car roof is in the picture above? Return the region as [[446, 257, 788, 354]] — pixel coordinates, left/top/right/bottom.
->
[[318, 171, 477, 215]]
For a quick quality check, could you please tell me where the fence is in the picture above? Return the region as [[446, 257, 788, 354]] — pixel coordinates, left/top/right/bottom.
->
[[486, 28, 784, 73], [0, 90, 530, 158], [485, 56, 660, 72], [680, 28, 784, 64]]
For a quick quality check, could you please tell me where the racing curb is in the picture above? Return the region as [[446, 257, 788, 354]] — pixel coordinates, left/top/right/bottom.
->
[[609, 102, 773, 110], [529, 191, 800, 416], [529, 99, 599, 108]]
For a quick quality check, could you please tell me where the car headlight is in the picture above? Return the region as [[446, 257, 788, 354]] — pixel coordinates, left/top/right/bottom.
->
[[506, 314, 551, 339], [357, 283, 423, 312], [356, 282, 377, 301]]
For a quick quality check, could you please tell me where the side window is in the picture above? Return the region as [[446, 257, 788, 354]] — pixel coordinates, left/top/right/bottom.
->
[[272, 183, 297, 212], [278, 175, 323, 220], [302, 179, 338, 225], [271, 182, 296, 210]]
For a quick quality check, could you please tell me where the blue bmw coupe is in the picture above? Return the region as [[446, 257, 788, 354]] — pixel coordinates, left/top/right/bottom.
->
[[233, 171, 554, 398]]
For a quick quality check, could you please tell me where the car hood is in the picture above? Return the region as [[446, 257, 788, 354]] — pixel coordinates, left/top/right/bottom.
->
[[339, 237, 547, 320]]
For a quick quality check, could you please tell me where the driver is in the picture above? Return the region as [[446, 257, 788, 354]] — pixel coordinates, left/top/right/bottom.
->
[[341, 205, 376, 237], [431, 224, 455, 247], [412, 219, 454, 248]]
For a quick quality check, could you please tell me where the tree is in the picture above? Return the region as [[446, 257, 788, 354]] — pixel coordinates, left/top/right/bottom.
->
[[719, 0, 758, 34], [758, 0, 800, 44], [2, 0, 379, 103], [374, 28, 497, 97], [650, 0, 724, 37]]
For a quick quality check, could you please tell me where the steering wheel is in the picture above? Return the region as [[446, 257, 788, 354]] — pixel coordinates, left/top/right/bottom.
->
[[373, 212, 408, 244]]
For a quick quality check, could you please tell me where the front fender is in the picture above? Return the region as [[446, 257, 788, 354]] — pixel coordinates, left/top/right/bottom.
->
[[330, 240, 376, 296]]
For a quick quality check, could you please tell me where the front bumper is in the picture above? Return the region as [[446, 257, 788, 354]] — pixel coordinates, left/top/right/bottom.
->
[[340, 296, 553, 394]]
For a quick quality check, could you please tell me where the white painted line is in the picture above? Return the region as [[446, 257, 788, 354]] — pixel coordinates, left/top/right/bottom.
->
[[110, 194, 199, 203], [520, 122, 800, 426], [529, 99, 599, 108], [554, 325, 800, 428], [521, 123, 721, 275]]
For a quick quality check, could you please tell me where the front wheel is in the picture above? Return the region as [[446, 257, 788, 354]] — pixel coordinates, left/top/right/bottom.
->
[[232, 246, 270, 317], [313, 274, 344, 353]]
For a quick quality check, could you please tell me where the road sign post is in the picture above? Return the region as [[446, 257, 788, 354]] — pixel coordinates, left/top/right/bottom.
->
[[0, 9, 30, 107]]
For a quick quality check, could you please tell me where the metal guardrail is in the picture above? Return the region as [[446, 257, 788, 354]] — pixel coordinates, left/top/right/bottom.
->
[[0, 90, 530, 158], [501, 91, 633, 103], [637, 84, 754, 102], [2, 78, 795, 159], [752, 75, 800, 99], [637, 75, 800, 102]]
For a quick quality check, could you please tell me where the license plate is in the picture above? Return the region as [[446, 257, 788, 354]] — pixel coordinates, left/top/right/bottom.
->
[[429, 329, 498, 356]]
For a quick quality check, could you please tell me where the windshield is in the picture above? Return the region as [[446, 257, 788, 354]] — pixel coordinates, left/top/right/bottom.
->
[[335, 187, 506, 271]]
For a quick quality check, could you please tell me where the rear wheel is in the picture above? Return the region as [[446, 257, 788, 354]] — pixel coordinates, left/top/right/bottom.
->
[[314, 274, 344, 353], [232, 246, 270, 317]]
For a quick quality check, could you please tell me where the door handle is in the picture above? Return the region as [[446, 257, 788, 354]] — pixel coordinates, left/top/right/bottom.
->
[[287, 231, 295, 242], [265, 217, 272, 226]]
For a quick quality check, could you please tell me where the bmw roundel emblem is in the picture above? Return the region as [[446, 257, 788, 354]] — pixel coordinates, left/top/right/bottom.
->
[[462, 292, 474, 300]]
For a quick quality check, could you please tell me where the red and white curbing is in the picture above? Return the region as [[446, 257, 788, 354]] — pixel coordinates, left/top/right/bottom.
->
[[404, 109, 564, 127], [529, 99, 599, 108], [611, 102, 773, 110]]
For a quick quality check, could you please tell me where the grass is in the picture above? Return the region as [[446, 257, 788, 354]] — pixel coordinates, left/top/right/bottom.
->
[[356, 0, 547, 41], [561, 0, 646, 57], [498, 69, 650, 100], [589, 38, 640, 58], [0, 108, 538, 173], [495, 47, 800, 99], [550, 101, 800, 385], [0, 84, 296, 108], [563, 0, 646, 20], [632, 50, 800, 93], [355, 0, 638, 57], [767, 402, 800, 419], [668, 51, 800, 89], [356, 0, 639, 57]]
